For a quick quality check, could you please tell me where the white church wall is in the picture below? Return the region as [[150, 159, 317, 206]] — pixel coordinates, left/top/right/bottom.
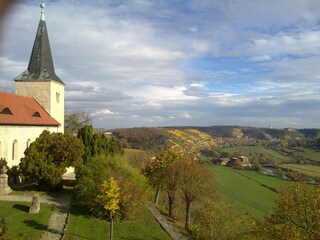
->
[[0, 125, 59, 168]]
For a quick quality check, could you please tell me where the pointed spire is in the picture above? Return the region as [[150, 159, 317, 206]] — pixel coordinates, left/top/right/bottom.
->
[[40, 0, 45, 21], [14, 1, 64, 85]]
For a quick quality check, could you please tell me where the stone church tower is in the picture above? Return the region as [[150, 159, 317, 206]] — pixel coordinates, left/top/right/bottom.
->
[[14, 1, 65, 132]]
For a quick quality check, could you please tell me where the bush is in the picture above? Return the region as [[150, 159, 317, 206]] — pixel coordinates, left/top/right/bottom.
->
[[0, 219, 6, 238], [191, 201, 255, 240], [76, 154, 147, 221], [19, 130, 84, 191]]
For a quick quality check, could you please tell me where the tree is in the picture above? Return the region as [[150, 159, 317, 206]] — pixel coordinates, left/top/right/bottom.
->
[[77, 125, 123, 165], [142, 148, 182, 206], [178, 160, 215, 230], [64, 111, 91, 134], [96, 177, 120, 240], [19, 130, 84, 190], [165, 159, 182, 218], [192, 201, 256, 240], [258, 182, 320, 240], [76, 154, 146, 221]]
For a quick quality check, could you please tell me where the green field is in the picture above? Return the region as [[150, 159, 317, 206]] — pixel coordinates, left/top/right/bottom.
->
[[221, 146, 293, 163], [64, 203, 171, 240], [0, 201, 54, 239], [208, 165, 292, 218], [283, 164, 320, 178], [283, 147, 320, 162]]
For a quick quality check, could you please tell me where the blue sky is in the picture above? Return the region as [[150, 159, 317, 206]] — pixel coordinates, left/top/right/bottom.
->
[[1, 0, 320, 129]]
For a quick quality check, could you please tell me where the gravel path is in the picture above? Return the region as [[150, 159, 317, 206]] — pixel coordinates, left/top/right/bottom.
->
[[145, 202, 186, 240], [0, 192, 72, 240]]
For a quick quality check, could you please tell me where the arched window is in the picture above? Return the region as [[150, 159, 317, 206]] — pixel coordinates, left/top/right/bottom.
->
[[26, 139, 31, 148], [56, 92, 60, 103], [12, 140, 18, 161]]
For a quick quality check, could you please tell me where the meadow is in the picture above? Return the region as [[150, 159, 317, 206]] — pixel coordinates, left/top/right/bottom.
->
[[283, 164, 320, 178], [64, 203, 171, 240], [208, 165, 292, 218], [221, 145, 293, 163]]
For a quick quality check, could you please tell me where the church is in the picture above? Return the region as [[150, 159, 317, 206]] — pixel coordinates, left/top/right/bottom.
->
[[0, 1, 65, 168]]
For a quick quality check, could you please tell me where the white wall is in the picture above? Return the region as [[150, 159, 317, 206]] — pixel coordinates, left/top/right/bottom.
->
[[0, 125, 59, 168]]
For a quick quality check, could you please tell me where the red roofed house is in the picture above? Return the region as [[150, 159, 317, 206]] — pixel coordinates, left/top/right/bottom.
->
[[0, 1, 64, 168]]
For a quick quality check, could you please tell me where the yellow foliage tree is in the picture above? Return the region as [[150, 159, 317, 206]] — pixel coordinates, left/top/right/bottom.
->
[[259, 182, 320, 240], [96, 177, 120, 240]]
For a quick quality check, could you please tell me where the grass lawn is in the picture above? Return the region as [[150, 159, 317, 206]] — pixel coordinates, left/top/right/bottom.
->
[[283, 164, 320, 178], [208, 165, 292, 219], [0, 201, 54, 240], [64, 202, 171, 240]]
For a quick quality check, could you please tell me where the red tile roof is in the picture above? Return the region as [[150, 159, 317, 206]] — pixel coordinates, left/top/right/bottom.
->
[[0, 91, 60, 126]]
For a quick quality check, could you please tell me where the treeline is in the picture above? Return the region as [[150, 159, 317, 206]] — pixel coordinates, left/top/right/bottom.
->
[[112, 127, 171, 152]]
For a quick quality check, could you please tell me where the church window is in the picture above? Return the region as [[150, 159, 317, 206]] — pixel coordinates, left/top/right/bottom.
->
[[56, 92, 60, 103], [0, 107, 13, 115], [26, 139, 31, 148], [32, 112, 41, 117], [12, 140, 18, 161]]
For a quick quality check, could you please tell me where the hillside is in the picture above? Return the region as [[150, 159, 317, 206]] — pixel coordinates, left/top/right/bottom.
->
[[166, 126, 320, 140], [112, 127, 222, 153], [112, 126, 320, 152]]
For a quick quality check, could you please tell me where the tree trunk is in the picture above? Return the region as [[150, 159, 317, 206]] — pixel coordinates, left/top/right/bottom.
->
[[154, 186, 161, 206], [110, 211, 113, 240], [168, 194, 175, 218], [185, 201, 191, 231]]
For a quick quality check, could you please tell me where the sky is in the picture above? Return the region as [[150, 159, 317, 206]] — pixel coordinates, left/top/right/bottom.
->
[[0, 0, 320, 129]]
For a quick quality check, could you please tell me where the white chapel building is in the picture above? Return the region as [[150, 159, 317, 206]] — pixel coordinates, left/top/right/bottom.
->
[[0, 1, 65, 168]]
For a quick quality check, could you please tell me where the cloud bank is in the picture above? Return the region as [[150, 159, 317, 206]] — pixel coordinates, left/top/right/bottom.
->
[[1, 0, 320, 129]]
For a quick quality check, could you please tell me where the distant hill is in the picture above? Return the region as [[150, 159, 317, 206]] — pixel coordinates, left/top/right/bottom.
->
[[111, 126, 320, 152], [165, 126, 320, 140], [112, 127, 221, 152]]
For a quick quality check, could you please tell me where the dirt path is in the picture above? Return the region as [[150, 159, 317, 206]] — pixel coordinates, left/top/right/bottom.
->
[[0, 192, 72, 240], [145, 202, 187, 240]]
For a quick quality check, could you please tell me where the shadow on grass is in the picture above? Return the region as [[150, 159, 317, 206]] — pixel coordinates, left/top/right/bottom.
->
[[69, 202, 91, 219], [23, 219, 65, 236], [13, 204, 29, 213], [63, 232, 91, 239], [23, 220, 48, 231]]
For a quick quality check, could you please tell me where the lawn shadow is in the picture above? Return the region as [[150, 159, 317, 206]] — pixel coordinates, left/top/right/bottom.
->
[[23, 219, 48, 231], [63, 232, 91, 239], [68, 202, 91, 219], [13, 204, 29, 213]]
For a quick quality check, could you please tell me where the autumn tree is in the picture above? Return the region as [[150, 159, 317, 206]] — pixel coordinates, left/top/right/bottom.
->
[[19, 130, 84, 190], [96, 177, 120, 240], [192, 201, 256, 240], [177, 160, 215, 230], [258, 182, 320, 240], [142, 148, 182, 206], [64, 111, 91, 134], [166, 159, 182, 218], [76, 154, 146, 220]]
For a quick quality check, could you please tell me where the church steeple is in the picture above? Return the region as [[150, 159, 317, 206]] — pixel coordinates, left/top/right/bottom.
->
[[14, 1, 64, 85], [14, 1, 65, 133]]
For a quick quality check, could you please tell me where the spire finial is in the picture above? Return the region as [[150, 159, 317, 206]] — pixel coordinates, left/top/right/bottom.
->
[[40, 0, 45, 21]]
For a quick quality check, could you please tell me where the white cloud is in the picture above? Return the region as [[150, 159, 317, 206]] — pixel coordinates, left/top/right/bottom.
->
[[1, 0, 320, 128], [249, 55, 272, 62], [91, 109, 118, 117]]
